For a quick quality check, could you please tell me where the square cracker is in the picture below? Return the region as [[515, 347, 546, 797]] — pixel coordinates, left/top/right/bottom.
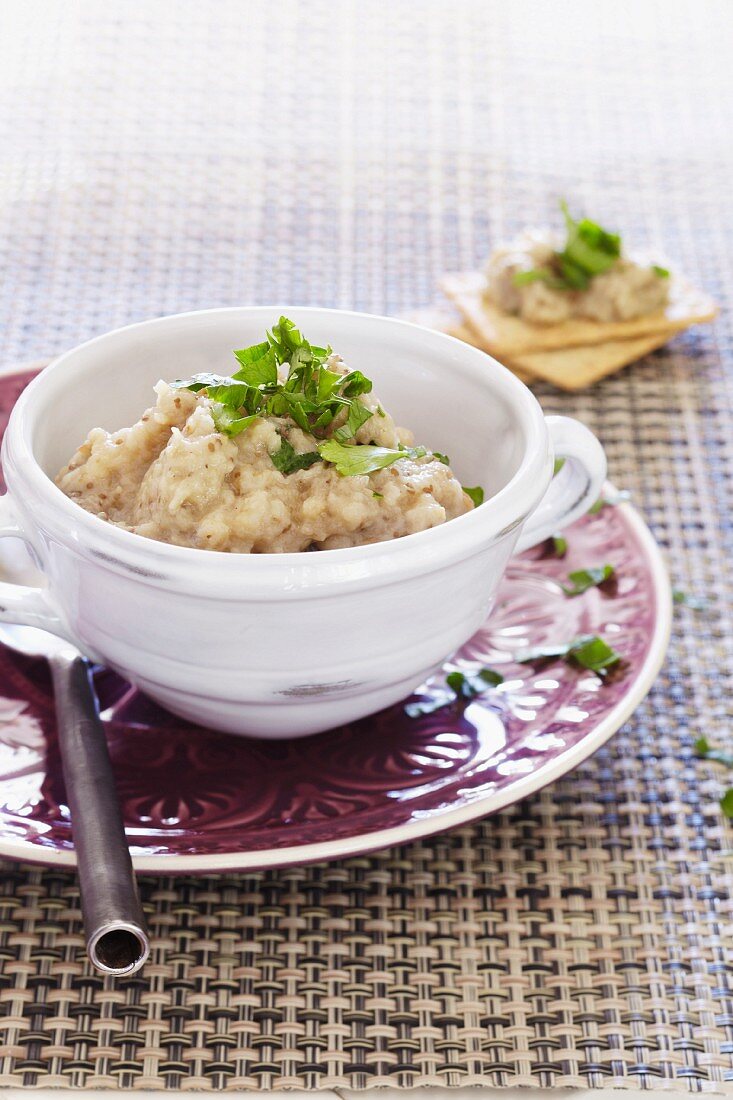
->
[[441, 270, 717, 356], [459, 325, 672, 390], [406, 306, 674, 391]]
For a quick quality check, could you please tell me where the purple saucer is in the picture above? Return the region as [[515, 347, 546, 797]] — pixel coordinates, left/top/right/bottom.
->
[[0, 368, 670, 872]]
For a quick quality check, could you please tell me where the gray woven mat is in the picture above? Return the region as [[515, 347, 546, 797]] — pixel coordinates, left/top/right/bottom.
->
[[0, 0, 732, 1091]]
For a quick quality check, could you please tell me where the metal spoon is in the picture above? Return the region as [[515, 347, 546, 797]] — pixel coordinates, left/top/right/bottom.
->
[[0, 619, 149, 975]]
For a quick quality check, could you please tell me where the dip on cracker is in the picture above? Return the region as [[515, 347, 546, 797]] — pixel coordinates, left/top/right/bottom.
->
[[485, 204, 671, 325], [438, 201, 717, 390]]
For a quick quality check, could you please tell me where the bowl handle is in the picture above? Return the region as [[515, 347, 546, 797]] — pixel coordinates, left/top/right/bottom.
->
[[513, 416, 607, 554], [0, 494, 71, 636]]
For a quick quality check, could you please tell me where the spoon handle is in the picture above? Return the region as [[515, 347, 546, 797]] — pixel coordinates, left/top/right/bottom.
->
[[50, 652, 149, 975]]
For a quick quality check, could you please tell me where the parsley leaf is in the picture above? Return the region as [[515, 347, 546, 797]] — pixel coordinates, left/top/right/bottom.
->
[[339, 370, 373, 398], [449, 667, 504, 698], [513, 200, 621, 293], [318, 440, 426, 476], [567, 635, 621, 673], [333, 401, 374, 442], [171, 372, 236, 393], [477, 667, 504, 687], [561, 200, 620, 277], [271, 437, 322, 475], [652, 264, 670, 279], [672, 589, 714, 612], [694, 737, 733, 769], [232, 341, 278, 386], [210, 406, 260, 437], [432, 451, 451, 466], [463, 486, 484, 507], [515, 634, 622, 676], [551, 533, 568, 558], [721, 789, 733, 818], [405, 666, 503, 717], [513, 269, 569, 290], [562, 564, 615, 597], [267, 316, 304, 360]]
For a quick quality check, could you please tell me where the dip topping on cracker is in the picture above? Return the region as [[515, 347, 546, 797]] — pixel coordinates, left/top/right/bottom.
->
[[485, 202, 671, 325]]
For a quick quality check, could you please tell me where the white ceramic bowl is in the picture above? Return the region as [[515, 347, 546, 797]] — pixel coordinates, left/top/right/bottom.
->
[[0, 308, 606, 738]]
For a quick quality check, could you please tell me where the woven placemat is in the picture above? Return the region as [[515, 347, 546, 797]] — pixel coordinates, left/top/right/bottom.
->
[[0, 0, 732, 1091]]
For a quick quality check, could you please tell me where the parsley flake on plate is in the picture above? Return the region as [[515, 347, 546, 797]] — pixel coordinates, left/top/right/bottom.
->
[[515, 634, 622, 677], [405, 667, 504, 717], [551, 533, 568, 558], [562, 564, 615, 597], [447, 668, 504, 696]]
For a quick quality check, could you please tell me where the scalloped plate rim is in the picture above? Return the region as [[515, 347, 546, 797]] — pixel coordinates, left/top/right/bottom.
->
[[0, 362, 672, 874]]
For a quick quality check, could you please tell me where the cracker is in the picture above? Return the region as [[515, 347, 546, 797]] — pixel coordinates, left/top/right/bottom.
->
[[503, 331, 672, 390], [441, 270, 717, 355], [449, 320, 674, 390], [405, 305, 679, 390]]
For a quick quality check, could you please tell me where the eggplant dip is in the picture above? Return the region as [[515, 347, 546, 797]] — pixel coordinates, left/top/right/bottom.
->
[[56, 318, 480, 553], [485, 202, 671, 326]]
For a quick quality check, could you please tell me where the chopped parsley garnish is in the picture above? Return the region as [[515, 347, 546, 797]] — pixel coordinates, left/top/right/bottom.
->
[[694, 737, 733, 819], [405, 666, 503, 717], [332, 400, 374, 442], [447, 668, 504, 696], [271, 437, 321, 475], [566, 635, 622, 673], [551, 533, 568, 558], [210, 406, 259, 437], [463, 485, 484, 507], [515, 634, 622, 677], [318, 440, 427, 476], [562, 564, 615, 597], [512, 202, 668, 293], [433, 452, 451, 466], [171, 317, 354, 445], [172, 317, 473, 486], [694, 737, 733, 769], [672, 589, 714, 612], [513, 201, 621, 292]]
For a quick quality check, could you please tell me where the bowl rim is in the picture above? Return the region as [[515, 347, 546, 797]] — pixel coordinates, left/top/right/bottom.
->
[[2, 306, 553, 588]]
